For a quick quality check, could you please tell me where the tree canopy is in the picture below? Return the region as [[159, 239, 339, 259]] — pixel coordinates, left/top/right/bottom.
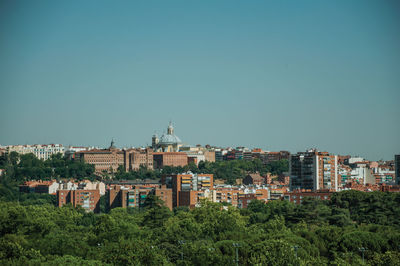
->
[[1, 187, 400, 265]]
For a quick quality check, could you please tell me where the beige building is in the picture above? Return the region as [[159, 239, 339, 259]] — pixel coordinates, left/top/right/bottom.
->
[[129, 148, 153, 170]]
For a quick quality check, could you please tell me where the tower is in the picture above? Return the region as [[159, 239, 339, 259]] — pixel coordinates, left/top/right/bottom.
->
[[109, 139, 116, 149], [152, 134, 159, 150], [167, 121, 174, 135]]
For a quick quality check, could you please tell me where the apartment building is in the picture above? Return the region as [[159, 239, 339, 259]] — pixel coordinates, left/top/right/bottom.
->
[[161, 172, 213, 208], [290, 149, 338, 191], [5, 144, 65, 160], [243, 173, 265, 186], [266, 151, 290, 163], [108, 184, 173, 210], [57, 189, 100, 212], [284, 190, 333, 205]]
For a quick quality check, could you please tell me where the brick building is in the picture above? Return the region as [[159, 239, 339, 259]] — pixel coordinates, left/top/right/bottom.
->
[[76, 140, 153, 173], [153, 152, 188, 169], [129, 148, 153, 170], [266, 151, 290, 163], [19, 180, 59, 194], [57, 189, 100, 212], [284, 190, 333, 205], [243, 173, 265, 186], [161, 172, 213, 208], [215, 187, 240, 206], [108, 184, 173, 210]]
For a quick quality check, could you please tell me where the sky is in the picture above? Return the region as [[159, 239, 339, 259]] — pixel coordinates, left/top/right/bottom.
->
[[0, 0, 399, 161]]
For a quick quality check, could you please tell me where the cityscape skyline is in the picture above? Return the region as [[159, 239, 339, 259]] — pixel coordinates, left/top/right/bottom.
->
[[1, 0, 399, 161], [0, 122, 396, 163]]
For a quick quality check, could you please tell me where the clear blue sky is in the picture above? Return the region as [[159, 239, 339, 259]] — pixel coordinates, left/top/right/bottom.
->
[[0, 0, 399, 160]]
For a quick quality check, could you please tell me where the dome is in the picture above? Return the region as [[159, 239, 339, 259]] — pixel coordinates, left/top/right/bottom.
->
[[159, 133, 182, 145]]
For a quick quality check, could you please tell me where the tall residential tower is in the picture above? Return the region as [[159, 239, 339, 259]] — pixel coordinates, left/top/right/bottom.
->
[[289, 149, 338, 191]]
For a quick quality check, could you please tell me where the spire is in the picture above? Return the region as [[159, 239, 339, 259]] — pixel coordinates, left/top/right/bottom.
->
[[167, 121, 174, 135], [110, 138, 116, 149]]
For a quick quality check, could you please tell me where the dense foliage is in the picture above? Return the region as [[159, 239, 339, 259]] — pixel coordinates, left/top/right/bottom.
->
[[1, 189, 400, 265], [114, 159, 289, 184], [0, 152, 95, 181], [0, 152, 287, 184]]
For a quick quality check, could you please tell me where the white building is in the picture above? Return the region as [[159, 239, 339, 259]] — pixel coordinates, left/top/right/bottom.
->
[[6, 144, 65, 160]]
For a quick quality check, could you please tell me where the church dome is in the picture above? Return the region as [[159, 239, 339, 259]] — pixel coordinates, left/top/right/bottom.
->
[[158, 122, 182, 145], [159, 133, 182, 145]]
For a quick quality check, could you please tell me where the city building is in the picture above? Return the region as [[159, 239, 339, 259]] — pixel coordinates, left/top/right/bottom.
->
[[75, 140, 125, 173], [57, 189, 100, 212], [214, 187, 240, 206], [239, 188, 269, 208], [19, 180, 59, 194], [75, 140, 154, 173], [155, 185, 173, 210], [243, 173, 265, 186], [284, 190, 333, 205], [152, 122, 182, 152], [19, 180, 106, 195], [289, 149, 338, 191], [266, 151, 290, 163], [108, 184, 173, 210], [153, 152, 188, 169], [129, 148, 154, 170], [65, 146, 94, 160], [4, 144, 65, 160], [161, 172, 213, 208], [215, 149, 227, 161], [179, 146, 216, 165]]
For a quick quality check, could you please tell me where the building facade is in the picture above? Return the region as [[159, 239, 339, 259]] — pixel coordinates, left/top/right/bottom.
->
[[76, 141, 154, 173], [284, 190, 333, 205], [153, 152, 188, 169], [290, 149, 338, 191], [57, 189, 100, 212], [161, 172, 213, 208], [5, 144, 65, 160], [108, 184, 173, 210]]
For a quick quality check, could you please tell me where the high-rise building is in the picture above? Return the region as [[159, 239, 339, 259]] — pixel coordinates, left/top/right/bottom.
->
[[289, 149, 338, 191], [161, 172, 213, 208]]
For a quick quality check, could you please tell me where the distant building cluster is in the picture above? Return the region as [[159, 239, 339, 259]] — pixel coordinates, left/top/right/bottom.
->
[[3, 122, 400, 211], [19, 180, 105, 212], [108, 171, 273, 211], [2, 144, 65, 160]]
